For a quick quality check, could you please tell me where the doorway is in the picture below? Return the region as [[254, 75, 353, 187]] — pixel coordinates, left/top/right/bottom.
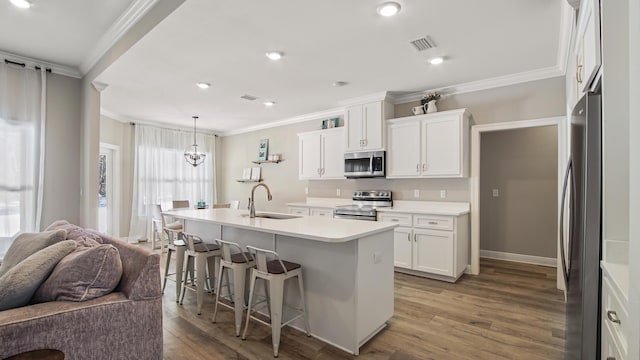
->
[[98, 143, 120, 236], [470, 117, 567, 290]]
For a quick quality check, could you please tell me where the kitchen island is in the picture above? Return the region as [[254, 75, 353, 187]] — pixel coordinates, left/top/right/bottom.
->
[[165, 208, 397, 355]]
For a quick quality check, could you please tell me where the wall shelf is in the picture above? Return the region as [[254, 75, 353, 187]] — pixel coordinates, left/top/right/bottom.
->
[[252, 159, 283, 164]]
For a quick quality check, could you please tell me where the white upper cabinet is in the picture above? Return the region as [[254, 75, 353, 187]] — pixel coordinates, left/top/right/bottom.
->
[[386, 109, 471, 178], [345, 100, 393, 152], [575, 0, 601, 93], [298, 127, 345, 180]]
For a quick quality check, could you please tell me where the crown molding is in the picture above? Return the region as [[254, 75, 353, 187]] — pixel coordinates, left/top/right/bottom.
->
[[79, 0, 160, 75], [100, 109, 219, 135], [0, 50, 82, 78], [390, 65, 565, 104], [337, 91, 390, 107], [220, 107, 346, 137]]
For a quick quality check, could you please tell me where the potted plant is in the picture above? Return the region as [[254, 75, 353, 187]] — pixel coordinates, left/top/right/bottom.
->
[[421, 91, 441, 113]]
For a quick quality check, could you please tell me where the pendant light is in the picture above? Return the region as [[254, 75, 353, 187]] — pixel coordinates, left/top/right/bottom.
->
[[184, 115, 206, 167]]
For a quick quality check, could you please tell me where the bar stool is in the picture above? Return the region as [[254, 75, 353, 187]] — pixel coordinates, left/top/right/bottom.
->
[[242, 246, 310, 357], [179, 232, 221, 315], [211, 239, 257, 336], [161, 226, 190, 302]]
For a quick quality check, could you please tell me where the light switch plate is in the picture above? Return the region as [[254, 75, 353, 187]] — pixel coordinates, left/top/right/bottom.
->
[[492, 189, 499, 197], [336, 188, 341, 196], [305, 187, 309, 195], [440, 190, 447, 198], [373, 252, 382, 264], [414, 189, 420, 198]]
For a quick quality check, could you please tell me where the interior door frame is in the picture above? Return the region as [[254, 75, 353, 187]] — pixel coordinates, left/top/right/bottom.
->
[[99, 142, 121, 237], [470, 116, 567, 290]]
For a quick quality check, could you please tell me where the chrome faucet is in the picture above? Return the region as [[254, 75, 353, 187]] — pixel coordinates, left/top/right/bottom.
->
[[249, 183, 272, 218]]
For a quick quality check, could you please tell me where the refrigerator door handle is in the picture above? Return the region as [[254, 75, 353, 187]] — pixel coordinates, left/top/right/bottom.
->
[[559, 158, 572, 292]]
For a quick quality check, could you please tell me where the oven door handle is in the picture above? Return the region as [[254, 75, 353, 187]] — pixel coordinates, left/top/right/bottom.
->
[[370, 155, 374, 174]]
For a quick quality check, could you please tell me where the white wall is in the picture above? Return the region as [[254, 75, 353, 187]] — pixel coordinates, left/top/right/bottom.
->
[[601, 0, 630, 242], [40, 73, 82, 229], [626, 0, 639, 357], [217, 77, 566, 211]]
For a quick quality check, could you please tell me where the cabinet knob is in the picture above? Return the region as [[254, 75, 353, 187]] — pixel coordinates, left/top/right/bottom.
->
[[407, 232, 410, 241], [606, 357, 616, 360], [607, 310, 621, 324], [416, 164, 420, 172], [391, 219, 399, 222], [428, 221, 438, 225]]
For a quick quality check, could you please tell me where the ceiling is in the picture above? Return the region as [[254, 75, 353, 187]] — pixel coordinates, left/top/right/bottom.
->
[[0, 0, 133, 70], [2, 0, 568, 135]]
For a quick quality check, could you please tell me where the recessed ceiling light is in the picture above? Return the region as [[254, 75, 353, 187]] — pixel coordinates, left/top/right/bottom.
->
[[377, 2, 401, 17], [430, 57, 444, 65], [196, 82, 210, 89], [265, 51, 283, 61], [332, 81, 349, 87], [10, 0, 31, 8], [263, 101, 275, 107]]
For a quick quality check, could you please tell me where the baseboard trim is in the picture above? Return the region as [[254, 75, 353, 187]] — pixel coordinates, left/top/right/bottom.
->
[[480, 250, 557, 267]]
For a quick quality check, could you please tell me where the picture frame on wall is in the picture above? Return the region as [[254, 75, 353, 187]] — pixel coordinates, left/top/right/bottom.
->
[[257, 139, 269, 161]]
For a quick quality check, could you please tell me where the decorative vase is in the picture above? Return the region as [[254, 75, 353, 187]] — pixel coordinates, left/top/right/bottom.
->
[[426, 100, 438, 113]]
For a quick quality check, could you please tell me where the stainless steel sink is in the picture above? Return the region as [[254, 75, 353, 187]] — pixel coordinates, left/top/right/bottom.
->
[[241, 212, 301, 220]]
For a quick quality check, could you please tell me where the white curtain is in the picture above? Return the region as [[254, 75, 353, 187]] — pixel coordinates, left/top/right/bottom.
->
[[0, 62, 47, 257], [128, 124, 216, 243]]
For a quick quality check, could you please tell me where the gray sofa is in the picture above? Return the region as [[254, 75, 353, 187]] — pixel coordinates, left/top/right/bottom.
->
[[0, 230, 163, 360]]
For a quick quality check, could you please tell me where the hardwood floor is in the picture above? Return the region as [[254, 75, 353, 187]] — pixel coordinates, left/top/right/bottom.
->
[[154, 246, 565, 360]]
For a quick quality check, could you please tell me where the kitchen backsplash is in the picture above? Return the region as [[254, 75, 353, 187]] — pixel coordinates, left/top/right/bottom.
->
[[307, 178, 470, 202]]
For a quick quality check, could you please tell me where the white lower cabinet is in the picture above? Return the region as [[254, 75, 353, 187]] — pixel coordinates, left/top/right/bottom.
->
[[393, 227, 412, 269], [601, 269, 628, 359], [309, 207, 333, 217], [287, 206, 333, 218], [413, 229, 454, 276], [288, 206, 310, 216], [378, 211, 468, 282]]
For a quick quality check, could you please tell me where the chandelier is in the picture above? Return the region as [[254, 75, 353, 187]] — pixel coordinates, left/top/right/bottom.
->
[[184, 115, 206, 167]]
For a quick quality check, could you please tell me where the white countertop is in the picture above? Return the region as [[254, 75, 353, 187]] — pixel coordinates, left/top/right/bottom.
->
[[287, 198, 470, 216], [164, 208, 397, 243]]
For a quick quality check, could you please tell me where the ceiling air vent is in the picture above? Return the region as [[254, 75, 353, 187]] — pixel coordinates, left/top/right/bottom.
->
[[410, 36, 436, 52], [240, 94, 258, 101]]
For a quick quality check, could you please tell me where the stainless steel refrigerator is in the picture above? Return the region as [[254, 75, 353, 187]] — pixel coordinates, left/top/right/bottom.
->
[[560, 89, 602, 360]]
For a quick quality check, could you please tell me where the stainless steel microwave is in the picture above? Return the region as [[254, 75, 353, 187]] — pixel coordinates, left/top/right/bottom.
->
[[344, 151, 385, 178]]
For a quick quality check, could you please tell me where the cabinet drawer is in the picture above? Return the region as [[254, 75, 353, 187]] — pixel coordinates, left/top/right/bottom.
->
[[288, 207, 309, 216], [602, 274, 629, 354], [377, 213, 412, 226], [413, 215, 453, 231], [310, 208, 334, 217]]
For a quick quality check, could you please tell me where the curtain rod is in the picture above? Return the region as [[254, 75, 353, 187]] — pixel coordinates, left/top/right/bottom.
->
[[4, 59, 52, 73], [128, 121, 218, 136]]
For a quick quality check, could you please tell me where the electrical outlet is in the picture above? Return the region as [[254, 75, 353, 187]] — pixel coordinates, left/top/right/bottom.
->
[[414, 189, 420, 198], [336, 188, 341, 196], [304, 187, 308, 195], [440, 190, 447, 198], [373, 252, 383, 264], [492, 189, 499, 197]]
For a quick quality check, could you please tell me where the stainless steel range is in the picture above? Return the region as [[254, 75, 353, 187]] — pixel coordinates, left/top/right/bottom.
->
[[334, 190, 392, 221]]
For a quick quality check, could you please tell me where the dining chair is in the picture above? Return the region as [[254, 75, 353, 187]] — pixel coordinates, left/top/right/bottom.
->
[[213, 203, 231, 209], [150, 204, 164, 250], [229, 200, 240, 209]]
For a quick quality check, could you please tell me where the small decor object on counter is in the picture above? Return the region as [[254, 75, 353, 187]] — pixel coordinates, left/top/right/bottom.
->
[[196, 201, 207, 209], [421, 91, 441, 114], [412, 105, 425, 115], [257, 139, 269, 161], [268, 153, 281, 161]]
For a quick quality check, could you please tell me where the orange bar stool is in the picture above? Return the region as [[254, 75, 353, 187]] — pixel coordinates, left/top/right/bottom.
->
[[242, 246, 310, 357]]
